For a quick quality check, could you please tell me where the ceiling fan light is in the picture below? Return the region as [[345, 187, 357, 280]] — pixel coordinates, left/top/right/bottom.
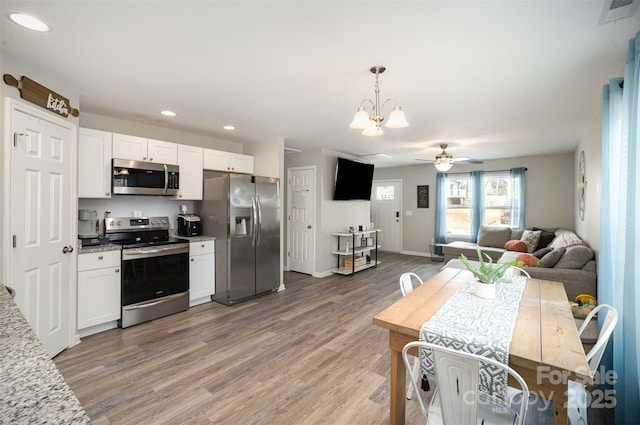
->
[[434, 161, 453, 172], [362, 123, 383, 137], [385, 106, 409, 128], [350, 107, 370, 129]]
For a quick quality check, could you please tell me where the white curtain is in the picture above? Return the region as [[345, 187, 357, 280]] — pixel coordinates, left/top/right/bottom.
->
[[600, 32, 640, 425]]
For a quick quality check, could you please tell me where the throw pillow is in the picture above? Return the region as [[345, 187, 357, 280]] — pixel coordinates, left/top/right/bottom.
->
[[537, 247, 566, 268], [532, 227, 556, 251], [532, 247, 553, 259], [504, 240, 527, 252], [520, 230, 542, 253], [477, 225, 512, 248], [516, 253, 539, 267], [550, 229, 584, 249], [553, 245, 594, 269]]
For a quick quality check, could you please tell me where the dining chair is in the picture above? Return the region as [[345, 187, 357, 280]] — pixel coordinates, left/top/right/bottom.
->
[[402, 341, 529, 425], [399, 272, 424, 297], [506, 266, 531, 279], [399, 272, 428, 399], [569, 304, 618, 425]]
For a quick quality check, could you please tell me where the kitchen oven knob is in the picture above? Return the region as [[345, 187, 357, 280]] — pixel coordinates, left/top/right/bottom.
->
[[115, 269, 119, 273], [162, 219, 167, 224], [117, 221, 121, 226]]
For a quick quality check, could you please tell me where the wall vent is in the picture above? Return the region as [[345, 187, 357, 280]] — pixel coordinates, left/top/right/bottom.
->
[[599, 0, 639, 23]]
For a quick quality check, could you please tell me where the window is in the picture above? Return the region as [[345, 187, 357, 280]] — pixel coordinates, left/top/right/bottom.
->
[[445, 175, 472, 236], [444, 171, 523, 237], [375, 186, 395, 200]]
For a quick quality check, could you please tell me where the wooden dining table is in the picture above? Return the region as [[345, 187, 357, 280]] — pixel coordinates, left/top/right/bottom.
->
[[373, 267, 592, 425]]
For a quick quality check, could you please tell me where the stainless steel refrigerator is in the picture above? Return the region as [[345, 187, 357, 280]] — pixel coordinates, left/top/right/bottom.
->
[[199, 172, 280, 305]]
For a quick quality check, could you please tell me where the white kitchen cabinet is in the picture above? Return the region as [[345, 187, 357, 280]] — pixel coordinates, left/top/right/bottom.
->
[[189, 240, 215, 306], [228, 153, 254, 174], [203, 148, 254, 174], [113, 133, 178, 165], [78, 128, 112, 198], [147, 138, 178, 165], [176, 145, 203, 200], [77, 250, 121, 333]]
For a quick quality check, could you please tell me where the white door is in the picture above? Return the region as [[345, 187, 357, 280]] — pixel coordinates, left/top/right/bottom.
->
[[371, 180, 402, 252], [287, 166, 315, 275], [9, 103, 75, 357]]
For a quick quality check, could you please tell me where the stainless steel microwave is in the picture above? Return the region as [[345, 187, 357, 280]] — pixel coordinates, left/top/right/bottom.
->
[[112, 159, 179, 196]]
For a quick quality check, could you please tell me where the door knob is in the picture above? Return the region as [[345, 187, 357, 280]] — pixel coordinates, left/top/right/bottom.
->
[[307, 225, 312, 229], [62, 246, 74, 253]]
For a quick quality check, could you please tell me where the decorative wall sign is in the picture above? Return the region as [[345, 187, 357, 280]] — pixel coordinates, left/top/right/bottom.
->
[[417, 185, 429, 208], [3, 74, 79, 118]]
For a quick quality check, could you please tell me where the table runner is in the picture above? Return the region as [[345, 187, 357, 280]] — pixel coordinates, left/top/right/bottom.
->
[[419, 276, 527, 404]]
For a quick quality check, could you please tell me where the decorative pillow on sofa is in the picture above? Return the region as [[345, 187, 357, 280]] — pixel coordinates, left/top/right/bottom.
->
[[553, 245, 594, 269], [549, 229, 584, 249], [520, 230, 542, 253], [516, 253, 539, 267], [537, 247, 566, 268], [532, 247, 553, 259], [504, 240, 527, 252], [477, 225, 512, 248], [532, 227, 556, 251]]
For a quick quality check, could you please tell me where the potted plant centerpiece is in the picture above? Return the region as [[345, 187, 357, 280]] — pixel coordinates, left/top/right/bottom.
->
[[459, 248, 523, 299]]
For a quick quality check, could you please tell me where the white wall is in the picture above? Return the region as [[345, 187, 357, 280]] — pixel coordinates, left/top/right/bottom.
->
[[373, 152, 576, 256], [575, 101, 603, 255], [284, 148, 370, 276]]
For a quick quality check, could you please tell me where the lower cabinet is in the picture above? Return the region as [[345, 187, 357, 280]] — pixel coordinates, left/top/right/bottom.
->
[[77, 250, 121, 336], [189, 240, 215, 306]]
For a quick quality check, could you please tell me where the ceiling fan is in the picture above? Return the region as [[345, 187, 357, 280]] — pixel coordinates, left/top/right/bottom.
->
[[415, 144, 483, 171]]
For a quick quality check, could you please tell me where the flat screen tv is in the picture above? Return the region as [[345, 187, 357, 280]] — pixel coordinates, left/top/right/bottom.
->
[[333, 157, 375, 201]]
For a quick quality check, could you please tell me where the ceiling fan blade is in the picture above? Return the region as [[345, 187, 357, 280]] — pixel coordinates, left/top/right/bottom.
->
[[453, 159, 484, 164], [415, 158, 434, 163]]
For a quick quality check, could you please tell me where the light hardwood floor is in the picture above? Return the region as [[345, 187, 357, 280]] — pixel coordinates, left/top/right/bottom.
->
[[55, 253, 440, 425]]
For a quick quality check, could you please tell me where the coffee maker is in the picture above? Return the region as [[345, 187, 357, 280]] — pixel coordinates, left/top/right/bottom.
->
[[78, 209, 100, 246], [177, 214, 202, 237]]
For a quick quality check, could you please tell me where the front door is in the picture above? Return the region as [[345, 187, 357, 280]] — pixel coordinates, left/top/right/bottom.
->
[[9, 102, 76, 357], [371, 180, 402, 253], [287, 166, 315, 275]]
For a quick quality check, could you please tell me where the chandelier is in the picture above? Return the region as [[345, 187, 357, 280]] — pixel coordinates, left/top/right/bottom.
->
[[350, 66, 409, 136]]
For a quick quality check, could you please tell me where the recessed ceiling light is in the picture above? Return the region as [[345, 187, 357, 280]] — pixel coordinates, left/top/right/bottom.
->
[[222, 125, 236, 131], [8, 13, 50, 32], [160, 110, 176, 117]]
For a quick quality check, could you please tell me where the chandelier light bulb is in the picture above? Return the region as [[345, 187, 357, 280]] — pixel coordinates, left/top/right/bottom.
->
[[350, 107, 371, 129], [362, 123, 384, 137], [385, 106, 409, 128]]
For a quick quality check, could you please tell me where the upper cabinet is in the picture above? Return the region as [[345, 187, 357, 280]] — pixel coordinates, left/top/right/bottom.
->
[[78, 128, 113, 198], [113, 133, 178, 165], [203, 148, 254, 174], [176, 145, 203, 200]]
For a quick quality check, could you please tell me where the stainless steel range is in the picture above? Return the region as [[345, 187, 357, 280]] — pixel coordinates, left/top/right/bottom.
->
[[105, 216, 189, 328]]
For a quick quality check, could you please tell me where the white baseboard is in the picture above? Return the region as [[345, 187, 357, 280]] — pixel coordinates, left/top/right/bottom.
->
[[400, 250, 429, 257]]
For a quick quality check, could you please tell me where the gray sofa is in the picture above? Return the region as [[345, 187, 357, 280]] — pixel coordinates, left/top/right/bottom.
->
[[441, 225, 596, 301]]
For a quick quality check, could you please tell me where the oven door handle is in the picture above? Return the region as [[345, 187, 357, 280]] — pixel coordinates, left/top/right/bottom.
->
[[123, 293, 186, 310], [123, 244, 189, 260]]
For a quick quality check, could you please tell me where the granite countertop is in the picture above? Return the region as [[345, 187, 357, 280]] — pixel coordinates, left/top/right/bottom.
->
[[0, 284, 90, 424], [175, 235, 216, 242], [78, 242, 122, 254]]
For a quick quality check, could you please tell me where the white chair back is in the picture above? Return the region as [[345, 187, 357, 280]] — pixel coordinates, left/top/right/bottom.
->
[[509, 266, 531, 278], [402, 341, 529, 425], [399, 272, 423, 297], [578, 304, 618, 377]]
